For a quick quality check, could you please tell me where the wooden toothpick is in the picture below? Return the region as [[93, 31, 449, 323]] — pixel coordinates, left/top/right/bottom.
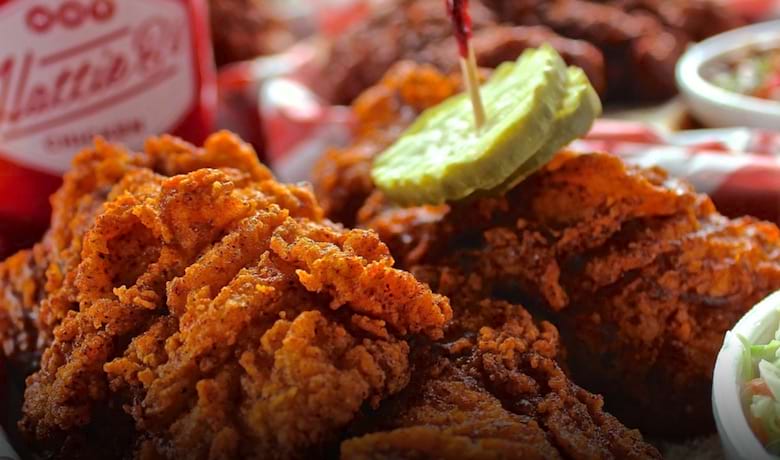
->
[[462, 43, 486, 130], [447, 0, 487, 130]]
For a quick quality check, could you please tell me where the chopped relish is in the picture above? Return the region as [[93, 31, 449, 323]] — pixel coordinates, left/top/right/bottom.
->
[[708, 46, 780, 102]]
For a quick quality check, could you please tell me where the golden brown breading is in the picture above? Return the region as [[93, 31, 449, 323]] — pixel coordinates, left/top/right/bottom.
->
[[0, 133, 276, 361], [6, 132, 450, 460], [340, 299, 661, 459], [310, 63, 780, 437], [0, 249, 46, 359]]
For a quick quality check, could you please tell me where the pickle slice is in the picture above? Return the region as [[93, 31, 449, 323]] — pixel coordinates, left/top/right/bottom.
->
[[487, 66, 602, 194], [371, 46, 567, 206]]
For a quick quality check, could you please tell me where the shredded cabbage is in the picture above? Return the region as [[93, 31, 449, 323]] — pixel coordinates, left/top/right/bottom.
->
[[739, 333, 755, 380], [753, 341, 780, 362], [760, 360, 780, 401], [741, 311, 780, 453]]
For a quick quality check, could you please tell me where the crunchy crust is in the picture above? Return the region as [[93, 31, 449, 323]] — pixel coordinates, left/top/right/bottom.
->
[[3, 132, 451, 459], [311, 63, 780, 437], [341, 299, 661, 459]]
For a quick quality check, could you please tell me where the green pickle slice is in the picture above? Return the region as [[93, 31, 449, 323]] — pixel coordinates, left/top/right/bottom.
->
[[487, 66, 602, 194], [371, 46, 568, 206]]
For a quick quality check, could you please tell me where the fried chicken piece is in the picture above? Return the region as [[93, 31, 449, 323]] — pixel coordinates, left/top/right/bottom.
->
[[361, 153, 780, 436], [0, 249, 46, 360], [316, 0, 606, 105], [471, 25, 606, 95], [5, 132, 450, 459], [209, 0, 294, 66], [0, 132, 275, 362], [600, 0, 746, 41], [310, 64, 780, 437], [360, 157, 780, 437], [320, 0, 742, 106], [484, 0, 743, 101], [341, 299, 661, 459], [485, 0, 683, 101], [532, 0, 686, 101], [316, 0, 495, 105]]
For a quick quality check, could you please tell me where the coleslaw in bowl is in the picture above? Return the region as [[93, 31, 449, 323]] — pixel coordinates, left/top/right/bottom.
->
[[714, 290, 780, 460]]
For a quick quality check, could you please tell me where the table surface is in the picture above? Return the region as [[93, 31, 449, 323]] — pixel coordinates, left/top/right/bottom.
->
[[0, 427, 726, 460]]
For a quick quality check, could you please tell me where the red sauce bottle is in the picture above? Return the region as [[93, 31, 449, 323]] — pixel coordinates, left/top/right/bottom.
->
[[0, 0, 216, 256]]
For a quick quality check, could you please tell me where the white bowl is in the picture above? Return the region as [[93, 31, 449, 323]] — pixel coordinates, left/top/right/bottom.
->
[[676, 20, 780, 130], [713, 290, 780, 460]]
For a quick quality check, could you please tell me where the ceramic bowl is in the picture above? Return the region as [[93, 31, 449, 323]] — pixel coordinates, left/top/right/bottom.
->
[[676, 20, 780, 130], [713, 290, 780, 460]]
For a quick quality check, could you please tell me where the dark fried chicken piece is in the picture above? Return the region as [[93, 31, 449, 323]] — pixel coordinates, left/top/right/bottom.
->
[[311, 64, 780, 437], [0, 249, 46, 360], [485, 0, 745, 100], [599, 0, 746, 41], [316, 0, 495, 105], [3, 132, 451, 459], [316, 0, 606, 104], [209, 0, 294, 66], [341, 298, 661, 459], [471, 25, 606, 95], [320, 0, 743, 105], [525, 0, 686, 100]]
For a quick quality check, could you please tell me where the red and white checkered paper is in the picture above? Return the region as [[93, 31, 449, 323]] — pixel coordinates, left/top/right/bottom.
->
[[575, 121, 780, 223]]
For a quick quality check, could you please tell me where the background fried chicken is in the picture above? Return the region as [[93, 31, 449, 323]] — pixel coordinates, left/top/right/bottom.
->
[[317, 0, 743, 105], [209, 0, 295, 66], [316, 0, 606, 105], [311, 63, 780, 437], [1, 132, 451, 459]]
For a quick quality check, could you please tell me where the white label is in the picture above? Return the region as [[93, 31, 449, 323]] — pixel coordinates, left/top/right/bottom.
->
[[0, 0, 196, 174]]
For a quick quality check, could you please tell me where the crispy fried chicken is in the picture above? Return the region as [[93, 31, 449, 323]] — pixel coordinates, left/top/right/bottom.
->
[[1, 133, 276, 361], [1, 129, 662, 459], [341, 297, 662, 459], [311, 63, 780, 437], [1, 132, 451, 459]]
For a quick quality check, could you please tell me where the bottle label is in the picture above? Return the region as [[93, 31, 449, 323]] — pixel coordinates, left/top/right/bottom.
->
[[0, 0, 197, 174]]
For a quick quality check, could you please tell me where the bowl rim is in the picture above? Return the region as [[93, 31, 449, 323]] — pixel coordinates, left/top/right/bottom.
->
[[676, 19, 780, 117], [713, 290, 780, 460]]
